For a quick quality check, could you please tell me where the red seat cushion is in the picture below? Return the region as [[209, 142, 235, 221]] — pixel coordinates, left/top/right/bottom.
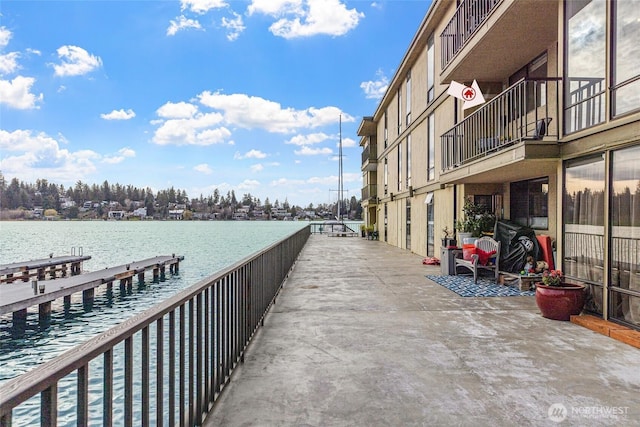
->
[[476, 248, 497, 266]]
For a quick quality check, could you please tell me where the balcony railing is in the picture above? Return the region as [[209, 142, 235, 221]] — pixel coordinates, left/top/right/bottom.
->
[[565, 77, 605, 134], [361, 184, 378, 202], [440, 0, 502, 69], [441, 78, 560, 171], [361, 143, 377, 165], [0, 227, 310, 427]]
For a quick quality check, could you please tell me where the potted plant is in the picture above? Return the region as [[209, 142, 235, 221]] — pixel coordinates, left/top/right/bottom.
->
[[441, 226, 457, 248], [535, 270, 586, 321], [455, 200, 496, 240]]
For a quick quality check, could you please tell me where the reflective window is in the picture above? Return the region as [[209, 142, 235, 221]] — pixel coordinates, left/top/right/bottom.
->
[[397, 143, 402, 192], [428, 113, 435, 181], [511, 177, 549, 230], [563, 155, 605, 314], [406, 71, 412, 125], [406, 134, 411, 188], [610, 145, 640, 327], [564, 0, 606, 133], [427, 34, 434, 102], [612, 0, 640, 116]]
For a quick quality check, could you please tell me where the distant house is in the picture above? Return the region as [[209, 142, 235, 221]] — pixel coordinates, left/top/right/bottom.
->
[[132, 207, 147, 219], [60, 198, 76, 209], [168, 209, 184, 220], [108, 210, 126, 220]]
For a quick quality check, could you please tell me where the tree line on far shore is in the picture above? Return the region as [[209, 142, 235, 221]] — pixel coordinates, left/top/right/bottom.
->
[[0, 173, 362, 220]]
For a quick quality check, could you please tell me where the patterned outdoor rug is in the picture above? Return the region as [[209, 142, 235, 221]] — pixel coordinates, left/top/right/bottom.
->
[[426, 275, 535, 297]]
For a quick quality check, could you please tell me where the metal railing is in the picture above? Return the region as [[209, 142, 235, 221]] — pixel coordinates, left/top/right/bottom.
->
[[441, 77, 560, 171], [440, 0, 501, 68], [361, 184, 378, 202], [565, 77, 605, 134], [361, 143, 377, 165], [0, 226, 311, 427]]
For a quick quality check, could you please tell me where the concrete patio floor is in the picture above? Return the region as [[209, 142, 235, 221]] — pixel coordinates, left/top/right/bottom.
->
[[204, 234, 640, 427]]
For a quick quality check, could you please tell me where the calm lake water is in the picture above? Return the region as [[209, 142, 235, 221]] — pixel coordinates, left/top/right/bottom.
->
[[0, 220, 317, 425], [0, 220, 309, 379]]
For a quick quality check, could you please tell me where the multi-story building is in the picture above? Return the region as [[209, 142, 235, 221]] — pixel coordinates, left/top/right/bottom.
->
[[359, 0, 639, 329]]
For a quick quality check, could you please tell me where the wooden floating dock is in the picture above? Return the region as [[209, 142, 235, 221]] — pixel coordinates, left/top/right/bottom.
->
[[0, 255, 92, 284], [0, 255, 184, 326]]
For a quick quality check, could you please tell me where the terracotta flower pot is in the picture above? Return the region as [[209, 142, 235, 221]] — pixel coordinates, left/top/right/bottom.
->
[[535, 283, 586, 321]]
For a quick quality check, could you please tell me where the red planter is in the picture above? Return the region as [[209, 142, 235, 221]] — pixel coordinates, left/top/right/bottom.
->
[[535, 283, 586, 321]]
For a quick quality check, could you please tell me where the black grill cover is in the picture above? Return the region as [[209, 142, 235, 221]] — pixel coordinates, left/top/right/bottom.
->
[[494, 220, 541, 273]]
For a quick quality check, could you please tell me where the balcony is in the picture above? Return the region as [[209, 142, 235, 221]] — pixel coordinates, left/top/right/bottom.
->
[[361, 143, 378, 171], [440, 0, 501, 69], [361, 184, 378, 203], [439, 0, 557, 83], [441, 78, 560, 171]]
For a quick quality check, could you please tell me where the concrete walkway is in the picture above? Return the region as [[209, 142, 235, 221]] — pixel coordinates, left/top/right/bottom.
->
[[204, 235, 640, 427]]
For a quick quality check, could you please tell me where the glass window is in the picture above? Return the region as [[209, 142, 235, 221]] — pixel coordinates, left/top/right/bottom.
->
[[384, 157, 388, 195], [565, 0, 606, 133], [563, 155, 605, 314], [384, 110, 388, 148], [427, 195, 434, 256], [406, 71, 412, 125], [384, 203, 388, 242], [612, 0, 640, 117], [610, 145, 640, 327], [406, 134, 411, 188], [397, 88, 402, 134], [428, 113, 435, 181], [398, 143, 402, 192], [427, 34, 434, 102], [406, 199, 411, 250], [509, 52, 548, 114], [511, 177, 549, 229]]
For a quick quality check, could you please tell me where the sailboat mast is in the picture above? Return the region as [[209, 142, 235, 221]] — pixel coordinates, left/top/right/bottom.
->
[[338, 114, 343, 221]]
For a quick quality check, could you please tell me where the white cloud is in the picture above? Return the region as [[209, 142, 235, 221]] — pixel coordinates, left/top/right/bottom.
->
[[249, 0, 363, 39], [250, 164, 264, 172], [153, 114, 230, 146], [198, 91, 354, 133], [360, 69, 389, 100], [235, 149, 267, 159], [285, 132, 330, 146], [101, 109, 136, 120], [0, 76, 43, 109], [237, 179, 260, 190], [194, 163, 213, 174], [51, 45, 102, 77], [222, 12, 245, 41], [294, 146, 332, 156], [0, 26, 12, 49], [181, 0, 227, 14], [88, 146, 134, 164], [152, 101, 229, 146], [340, 137, 356, 148], [118, 147, 136, 158], [0, 129, 99, 182], [156, 101, 199, 119], [0, 51, 20, 75], [269, 177, 306, 187], [167, 15, 202, 36]]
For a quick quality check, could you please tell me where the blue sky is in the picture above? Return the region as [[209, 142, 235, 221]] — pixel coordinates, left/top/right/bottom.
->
[[1, 0, 430, 207]]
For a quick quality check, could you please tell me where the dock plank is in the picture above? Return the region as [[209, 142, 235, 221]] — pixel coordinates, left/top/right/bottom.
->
[[0, 255, 183, 316]]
